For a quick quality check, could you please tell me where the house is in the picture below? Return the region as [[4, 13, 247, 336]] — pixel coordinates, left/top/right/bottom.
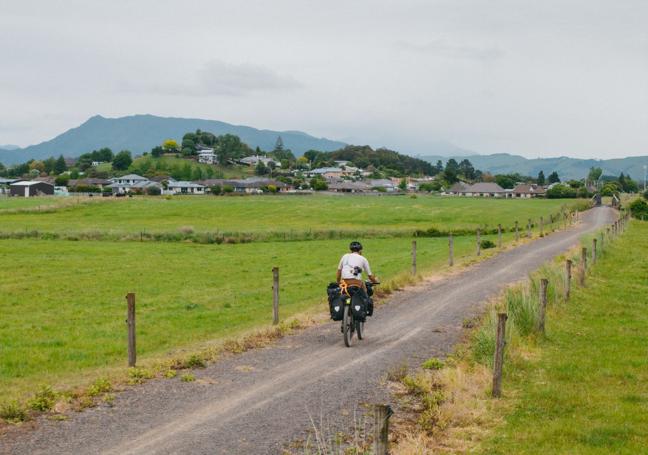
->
[[108, 175, 162, 194], [463, 182, 507, 197], [197, 149, 217, 165], [0, 177, 18, 195], [307, 167, 344, 179], [167, 181, 206, 195], [328, 181, 371, 193], [368, 179, 398, 192], [9, 181, 55, 197], [111, 174, 149, 185], [237, 155, 281, 168], [445, 182, 470, 195], [68, 178, 112, 190], [512, 184, 546, 198]]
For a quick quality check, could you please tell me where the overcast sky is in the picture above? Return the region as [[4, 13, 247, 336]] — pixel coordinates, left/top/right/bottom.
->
[[1, 0, 647, 158]]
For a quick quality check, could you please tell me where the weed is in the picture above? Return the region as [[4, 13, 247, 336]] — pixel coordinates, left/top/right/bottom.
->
[[164, 369, 177, 379], [0, 400, 28, 423], [181, 373, 195, 382], [28, 385, 57, 412], [128, 367, 154, 385], [386, 363, 409, 382], [103, 393, 115, 405], [186, 355, 206, 369], [87, 378, 112, 397], [421, 357, 444, 370]]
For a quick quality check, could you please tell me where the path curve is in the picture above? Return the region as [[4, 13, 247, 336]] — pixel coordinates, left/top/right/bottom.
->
[[0, 207, 616, 455]]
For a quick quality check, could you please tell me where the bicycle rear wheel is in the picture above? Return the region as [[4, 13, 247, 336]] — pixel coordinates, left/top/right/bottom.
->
[[356, 320, 364, 340], [343, 305, 354, 347]]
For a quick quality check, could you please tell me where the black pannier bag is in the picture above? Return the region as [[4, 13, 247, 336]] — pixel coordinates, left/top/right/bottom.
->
[[349, 287, 367, 322], [327, 283, 344, 321]]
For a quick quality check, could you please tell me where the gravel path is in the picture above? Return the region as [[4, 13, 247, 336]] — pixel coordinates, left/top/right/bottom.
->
[[0, 207, 616, 455]]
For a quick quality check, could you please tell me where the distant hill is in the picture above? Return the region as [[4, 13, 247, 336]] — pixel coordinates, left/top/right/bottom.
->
[[0, 144, 19, 151], [0, 115, 346, 165], [422, 153, 648, 182]]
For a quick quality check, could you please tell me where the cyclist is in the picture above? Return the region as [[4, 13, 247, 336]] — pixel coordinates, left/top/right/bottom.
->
[[336, 241, 378, 315]]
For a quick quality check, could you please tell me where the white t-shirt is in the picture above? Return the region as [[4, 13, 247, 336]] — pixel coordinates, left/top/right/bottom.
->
[[338, 253, 372, 280]]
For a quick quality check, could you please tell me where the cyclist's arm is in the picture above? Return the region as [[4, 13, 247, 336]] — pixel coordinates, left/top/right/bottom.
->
[[364, 258, 378, 283], [336, 268, 342, 283]]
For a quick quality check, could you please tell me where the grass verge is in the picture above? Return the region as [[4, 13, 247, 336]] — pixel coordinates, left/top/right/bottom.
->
[[387, 215, 645, 454]]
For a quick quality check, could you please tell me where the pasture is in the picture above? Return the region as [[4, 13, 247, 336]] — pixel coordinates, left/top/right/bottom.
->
[[0, 194, 577, 238], [0, 195, 580, 405]]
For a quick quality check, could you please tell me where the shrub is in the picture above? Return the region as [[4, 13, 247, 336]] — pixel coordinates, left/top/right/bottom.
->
[[643, 190, 648, 201], [222, 184, 234, 193], [146, 186, 161, 196], [480, 239, 496, 249], [629, 199, 648, 220], [210, 185, 222, 195], [28, 385, 57, 411]]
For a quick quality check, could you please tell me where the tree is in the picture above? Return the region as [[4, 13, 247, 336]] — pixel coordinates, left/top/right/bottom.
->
[[43, 157, 57, 174], [399, 178, 407, 191], [255, 160, 269, 175], [629, 198, 648, 219], [54, 155, 67, 174], [162, 139, 179, 153], [274, 136, 284, 152], [495, 174, 516, 189], [547, 171, 560, 184], [588, 167, 603, 185], [29, 160, 45, 173], [546, 184, 577, 198], [537, 170, 545, 186], [434, 160, 444, 175], [459, 159, 475, 180], [112, 150, 132, 170], [151, 146, 164, 158], [55, 174, 69, 186]]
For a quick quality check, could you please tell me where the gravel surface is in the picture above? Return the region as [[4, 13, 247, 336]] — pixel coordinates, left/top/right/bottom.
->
[[0, 207, 616, 455]]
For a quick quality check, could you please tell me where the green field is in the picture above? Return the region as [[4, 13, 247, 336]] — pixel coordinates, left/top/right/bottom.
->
[[482, 221, 648, 453], [0, 195, 577, 237], [0, 195, 580, 407]]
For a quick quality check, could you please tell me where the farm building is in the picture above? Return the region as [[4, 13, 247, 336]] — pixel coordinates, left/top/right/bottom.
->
[[0, 177, 18, 194], [328, 181, 371, 193], [455, 182, 507, 197], [9, 181, 55, 197]]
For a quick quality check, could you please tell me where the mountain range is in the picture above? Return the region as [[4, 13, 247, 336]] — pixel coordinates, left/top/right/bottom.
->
[[0, 115, 346, 165], [421, 153, 648, 183]]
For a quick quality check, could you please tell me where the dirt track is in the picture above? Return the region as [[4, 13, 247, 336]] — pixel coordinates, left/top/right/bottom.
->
[[0, 207, 616, 455]]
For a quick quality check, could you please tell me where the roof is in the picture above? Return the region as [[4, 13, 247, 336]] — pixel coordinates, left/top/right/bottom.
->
[[449, 182, 469, 192], [513, 184, 546, 194], [0, 178, 18, 184], [310, 167, 343, 174], [368, 179, 396, 187], [114, 174, 147, 181], [465, 182, 505, 193], [11, 180, 54, 187], [168, 181, 205, 189], [328, 181, 370, 191]]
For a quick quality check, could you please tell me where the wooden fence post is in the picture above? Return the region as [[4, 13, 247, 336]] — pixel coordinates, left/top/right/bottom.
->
[[411, 240, 417, 276], [497, 224, 502, 248], [476, 229, 481, 256], [373, 404, 393, 455], [600, 231, 604, 250], [527, 218, 532, 238], [272, 267, 280, 325], [579, 247, 587, 286], [592, 238, 597, 264], [538, 279, 548, 334], [448, 234, 454, 267], [515, 221, 519, 241], [540, 216, 544, 236], [126, 293, 136, 367], [492, 313, 508, 398], [565, 259, 572, 300]]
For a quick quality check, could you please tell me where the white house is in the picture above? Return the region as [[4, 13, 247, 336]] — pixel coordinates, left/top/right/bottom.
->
[[197, 149, 217, 164], [167, 181, 206, 195], [111, 174, 149, 185], [238, 155, 281, 168]]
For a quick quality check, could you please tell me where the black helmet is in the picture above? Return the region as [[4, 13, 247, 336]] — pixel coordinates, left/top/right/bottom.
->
[[349, 241, 363, 252]]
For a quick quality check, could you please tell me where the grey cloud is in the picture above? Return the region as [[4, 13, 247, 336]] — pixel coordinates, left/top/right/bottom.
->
[[397, 40, 504, 61], [136, 60, 302, 97]]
